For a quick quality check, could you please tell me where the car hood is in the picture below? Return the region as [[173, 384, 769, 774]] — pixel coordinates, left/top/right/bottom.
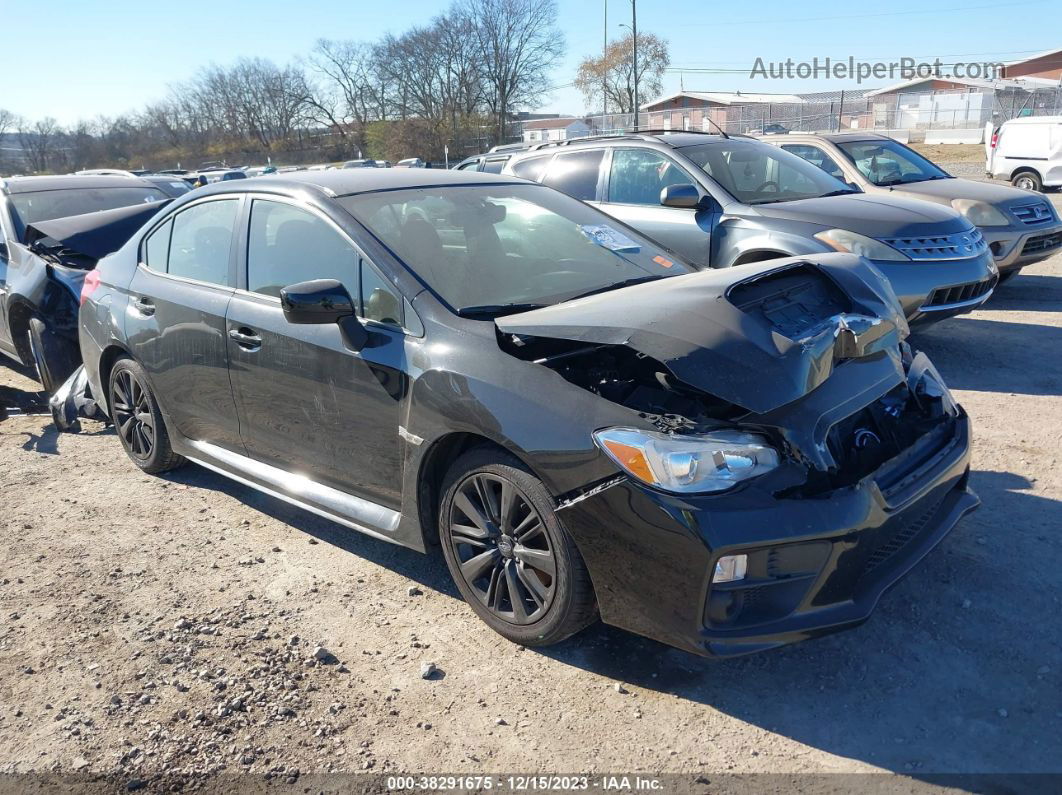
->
[[496, 253, 908, 415], [24, 200, 169, 261], [751, 193, 971, 238], [885, 177, 1047, 209]]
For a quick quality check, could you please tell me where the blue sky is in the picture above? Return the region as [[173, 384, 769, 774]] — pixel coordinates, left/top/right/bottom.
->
[[3, 0, 1059, 124]]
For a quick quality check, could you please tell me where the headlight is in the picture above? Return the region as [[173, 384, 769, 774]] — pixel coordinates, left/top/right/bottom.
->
[[593, 427, 780, 494], [950, 199, 1010, 227], [814, 229, 910, 261]]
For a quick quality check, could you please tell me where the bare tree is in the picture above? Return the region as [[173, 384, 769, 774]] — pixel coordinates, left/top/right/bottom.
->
[[18, 116, 60, 173], [575, 32, 670, 115], [0, 108, 15, 140], [466, 0, 564, 143]]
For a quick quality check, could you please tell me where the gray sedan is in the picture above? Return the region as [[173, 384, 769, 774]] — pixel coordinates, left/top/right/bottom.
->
[[762, 132, 1062, 280]]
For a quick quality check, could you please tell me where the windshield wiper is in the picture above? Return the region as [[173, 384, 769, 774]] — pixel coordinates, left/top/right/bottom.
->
[[456, 302, 546, 319], [565, 275, 664, 301], [819, 188, 861, 197]]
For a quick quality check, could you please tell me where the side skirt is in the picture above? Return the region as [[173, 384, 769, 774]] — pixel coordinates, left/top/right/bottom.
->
[[177, 438, 412, 550]]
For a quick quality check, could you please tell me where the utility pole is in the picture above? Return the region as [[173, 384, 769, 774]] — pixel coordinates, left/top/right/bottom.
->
[[631, 0, 639, 129], [602, 0, 607, 122]]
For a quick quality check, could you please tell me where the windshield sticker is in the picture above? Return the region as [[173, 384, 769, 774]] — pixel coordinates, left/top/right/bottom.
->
[[579, 224, 641, 253], [653, 255, 674, 268]]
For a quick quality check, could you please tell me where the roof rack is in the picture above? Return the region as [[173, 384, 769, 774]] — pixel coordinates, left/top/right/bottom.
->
[[523, 125, 742, 153]]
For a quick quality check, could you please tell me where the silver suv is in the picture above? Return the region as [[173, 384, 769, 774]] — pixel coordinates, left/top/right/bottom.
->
[[502, 132, 998, 323]]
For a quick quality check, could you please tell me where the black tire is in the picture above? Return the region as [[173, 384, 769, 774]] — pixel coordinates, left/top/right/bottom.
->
[[438, 447, 597, 647], [1011, 170, 1043, 192], [28, 317, 78, 395], [108, 357, 185, 474]]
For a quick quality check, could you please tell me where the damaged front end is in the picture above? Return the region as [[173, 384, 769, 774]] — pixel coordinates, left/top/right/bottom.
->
[[497, 254, 977, 656]]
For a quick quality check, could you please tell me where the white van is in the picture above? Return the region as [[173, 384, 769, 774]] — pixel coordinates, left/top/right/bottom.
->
[[985, 116, 1062, 192]]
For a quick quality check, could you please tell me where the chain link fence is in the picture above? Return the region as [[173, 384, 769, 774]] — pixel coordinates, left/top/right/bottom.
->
[[523, 86, 1062, 145]]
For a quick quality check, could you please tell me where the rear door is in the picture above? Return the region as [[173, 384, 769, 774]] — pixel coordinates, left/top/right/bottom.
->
[[599, 147, 715, 268], [125, 196, 243, 450], [225, 196, 406, 508]]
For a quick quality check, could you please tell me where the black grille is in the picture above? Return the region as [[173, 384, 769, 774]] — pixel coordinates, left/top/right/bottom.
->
[[1022, 231, 1062, 255], [1011, 202, 1055, 226], [879, 228, 987, 260], [924, 275, 997, 308]]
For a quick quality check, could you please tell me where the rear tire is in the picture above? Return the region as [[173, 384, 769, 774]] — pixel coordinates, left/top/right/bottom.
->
[[28, 317, 78, 395], [1011, 170, 1043, 192], [438, 447, 597, 647], [108, 357, 185, 474]]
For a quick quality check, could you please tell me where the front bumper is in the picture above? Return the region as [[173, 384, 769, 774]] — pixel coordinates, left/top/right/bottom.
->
[[981, 221, 1062, 271], [561, 412, 977, 658], [871, 250, 997, 323]]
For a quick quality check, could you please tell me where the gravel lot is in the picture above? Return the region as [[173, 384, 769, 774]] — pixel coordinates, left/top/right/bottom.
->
[[1, 196, 1060, 790]]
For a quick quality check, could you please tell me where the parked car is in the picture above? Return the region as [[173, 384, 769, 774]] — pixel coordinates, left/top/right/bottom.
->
[[78, 168, 977, 657], [503, 132, 998, 323], [763, 132, 1062, 281], [342, 159, 378, 169], [75, 169, 191, 199], [244, 166, 278, 178], [985, 116, 1062, 192], [453, 152, 516, 174], [759, 123, 789, 135], [0, 175, 168, 390], [395, 157, 426, 168]]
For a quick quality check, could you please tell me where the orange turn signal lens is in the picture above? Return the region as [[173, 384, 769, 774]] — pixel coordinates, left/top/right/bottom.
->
[[599, 439, 656, 484]]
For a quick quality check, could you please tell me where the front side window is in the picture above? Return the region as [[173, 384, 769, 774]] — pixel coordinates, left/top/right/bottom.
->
[[246, 200, 358, 299], [682, 141, 856, 205], [780, 144, 846, 180], [541, 149, 604, 201], [167, 199, 239, 286], [360, 262, 403, 326], [340, 184, 690, 315], [836, 139, 951, 186], [608, 149, 694, 206]]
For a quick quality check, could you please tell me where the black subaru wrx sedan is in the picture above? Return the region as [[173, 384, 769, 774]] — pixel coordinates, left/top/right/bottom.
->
[[77, 169, 979, 657]]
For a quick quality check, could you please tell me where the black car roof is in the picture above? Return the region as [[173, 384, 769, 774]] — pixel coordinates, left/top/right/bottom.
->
[[763, 132, 889, 144], [194, 167, 529, 198], [0, 174, 161, 194]]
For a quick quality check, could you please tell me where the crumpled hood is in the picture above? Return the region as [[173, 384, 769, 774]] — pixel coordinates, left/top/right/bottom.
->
[[24, 200, 169, 261], [496, 253, 909, 414], [753, 193, 972, 238]]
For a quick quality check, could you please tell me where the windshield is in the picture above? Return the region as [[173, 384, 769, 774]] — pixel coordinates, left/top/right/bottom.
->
[[836, 139, 950, 186], [340, 184, 690, 315], [9, 186, 167, 242], [681, 140, 855, 205]]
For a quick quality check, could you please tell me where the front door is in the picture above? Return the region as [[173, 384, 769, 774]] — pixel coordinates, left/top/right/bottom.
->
[[124, 197, 243, 450], [598, 147, 716, 268], [226, 197, 406, 509]]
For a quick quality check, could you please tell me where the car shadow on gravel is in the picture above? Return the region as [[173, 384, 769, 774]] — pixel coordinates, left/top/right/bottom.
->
[[986, 272, 1062, 313], [159, 465, 461, 598], [534, 466, 1062, 776], [912, 315, 1062, 396]]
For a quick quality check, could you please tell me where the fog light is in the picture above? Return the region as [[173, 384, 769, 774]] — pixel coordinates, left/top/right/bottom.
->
[[714, 554, 748, 584]]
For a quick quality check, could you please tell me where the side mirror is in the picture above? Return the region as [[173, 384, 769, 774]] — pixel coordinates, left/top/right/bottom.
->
[[660, 183, 703, 209], [280, 278, 367, 351]]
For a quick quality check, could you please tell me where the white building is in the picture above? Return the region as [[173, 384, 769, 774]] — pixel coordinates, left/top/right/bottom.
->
[[521, 117, 592, 144]]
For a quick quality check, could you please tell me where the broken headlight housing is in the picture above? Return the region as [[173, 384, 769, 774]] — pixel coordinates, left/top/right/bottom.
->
[[593, 428, 780, 494]]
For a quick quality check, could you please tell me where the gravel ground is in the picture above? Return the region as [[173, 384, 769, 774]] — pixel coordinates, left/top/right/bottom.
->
[[1, 202, 1061, 791]]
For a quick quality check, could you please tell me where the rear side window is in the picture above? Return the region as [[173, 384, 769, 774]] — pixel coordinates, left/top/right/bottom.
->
[[541, 149, 604, 200], [166, 199, 239, 286], [481, 157, 509, 174], [510, 155, 551, 181], [144, 218, 173, 270], [246, 200, 358, 298]]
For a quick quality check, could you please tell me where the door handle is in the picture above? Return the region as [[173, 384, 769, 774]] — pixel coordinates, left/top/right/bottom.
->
[[133, 296, 155, 316], [228, 327, 262, 350]]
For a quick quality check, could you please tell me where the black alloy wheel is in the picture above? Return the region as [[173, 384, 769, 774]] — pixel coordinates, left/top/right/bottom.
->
[[111, 368, 155, 459], [447, 472, 556, 625]]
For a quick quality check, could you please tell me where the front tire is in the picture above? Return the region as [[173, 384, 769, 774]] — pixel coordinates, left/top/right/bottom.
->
[[108, 357, 185, 474], [1012, 170, 1043, 192], [438, 448, 597, 647]]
